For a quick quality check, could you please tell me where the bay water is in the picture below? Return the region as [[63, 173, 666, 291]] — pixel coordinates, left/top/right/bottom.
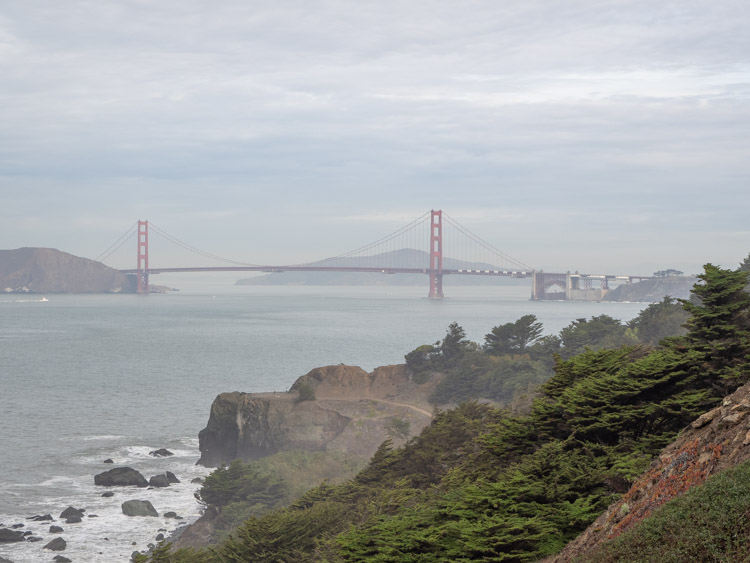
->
[[0, 279, 648, 561]]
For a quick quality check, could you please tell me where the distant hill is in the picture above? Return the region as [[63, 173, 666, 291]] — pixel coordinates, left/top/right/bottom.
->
[[0, 248, 135, 293], [236, 248, 529, 286], [604, 276, 697, 302]]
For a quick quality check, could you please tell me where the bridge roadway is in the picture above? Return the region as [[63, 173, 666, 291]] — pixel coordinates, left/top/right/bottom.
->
[[119, 266, 532, 277], [118, 266, 652, 301]]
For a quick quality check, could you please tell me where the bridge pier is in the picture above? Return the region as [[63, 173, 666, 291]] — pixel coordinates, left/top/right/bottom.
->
[[428, 273, 443, 299], [532, 271, 647, 301]]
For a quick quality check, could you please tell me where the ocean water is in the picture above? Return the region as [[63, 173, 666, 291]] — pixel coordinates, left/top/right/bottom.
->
[[0, 280, 648, 562]]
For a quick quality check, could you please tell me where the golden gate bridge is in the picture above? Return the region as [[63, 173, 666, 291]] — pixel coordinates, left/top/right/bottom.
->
[[95, 210, 650, 299]]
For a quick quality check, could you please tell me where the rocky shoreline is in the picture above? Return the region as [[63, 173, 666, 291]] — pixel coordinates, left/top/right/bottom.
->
[[0, 448, 205, 563]]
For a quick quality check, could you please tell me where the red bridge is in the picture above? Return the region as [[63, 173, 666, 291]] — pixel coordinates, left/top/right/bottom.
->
[[96, 210, 649, 299]]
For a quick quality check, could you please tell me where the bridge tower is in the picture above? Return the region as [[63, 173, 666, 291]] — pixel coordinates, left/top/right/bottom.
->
[[137, 220, 149, 294], [428, 209, 443, 298]]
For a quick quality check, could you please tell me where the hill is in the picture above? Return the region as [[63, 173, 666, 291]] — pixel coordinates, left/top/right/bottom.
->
[[604, 276, 696, 302], [0, 247, 134, 293]]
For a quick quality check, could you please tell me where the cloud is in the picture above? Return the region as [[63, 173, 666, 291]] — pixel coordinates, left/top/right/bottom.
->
[[0, 1, 748, 271]]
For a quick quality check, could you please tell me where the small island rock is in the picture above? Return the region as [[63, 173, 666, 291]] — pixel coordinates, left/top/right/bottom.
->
[[95, 467, 148, 487], [149, 448, 173, 457], [122, 500, 158, 517], [44, 537, 67, 551], [59, 507, 84, 520], [149, 474, 170, 488], [0, 528, 25, 542]]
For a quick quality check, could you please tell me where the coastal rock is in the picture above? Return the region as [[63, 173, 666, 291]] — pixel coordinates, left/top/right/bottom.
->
[[95, 467, 148, 487], [53, 556, 72, 563], [163, 512, 178, 519], [191, 477, 203, 484], [50, 525, 64, 533], [102, 491, 115, 497], [166, 471, 180, 483], [59, 507, 84, 520], [149, 448, 174, 457], [9, 524, 23, 529], [103, 458, 114, 464], [44, 537, 67, 551], [122, 500, 158, 517], [0, 556, 16, 563], [28, 514, 53, 521], [149, 474, 170, 488], [156, 533, 165, 541], [0, 528, 25, 542], [64, 516, 82, 524], [198, 364, 438, 466]]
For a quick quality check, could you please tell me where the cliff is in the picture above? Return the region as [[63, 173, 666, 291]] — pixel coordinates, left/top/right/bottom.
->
[[551, 380, 750, 561], [197, 364, 439, 467], [0, 247, 134, 293]]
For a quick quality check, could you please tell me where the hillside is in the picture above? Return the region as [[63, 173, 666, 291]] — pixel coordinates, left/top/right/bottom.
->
[[552, 379, 750, 561], [141, 264, 750, 563], [0, 247, 134, 293], [604, 276, 696, 302]]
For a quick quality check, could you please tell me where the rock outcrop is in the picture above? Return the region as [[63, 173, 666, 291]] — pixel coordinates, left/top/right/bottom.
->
[[0, 247, 134, 293], [121, 500, 158, 517], [198, 364, 439, 467], [0, 528, 25, 542], [604, 276, 696, 302], [94, 467, 148, 487], [552, 380, 750, 561]]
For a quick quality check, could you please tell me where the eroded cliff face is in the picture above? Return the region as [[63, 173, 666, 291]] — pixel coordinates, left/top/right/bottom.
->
[[551, 380, 750, 561], [198, 364, 439, 467]]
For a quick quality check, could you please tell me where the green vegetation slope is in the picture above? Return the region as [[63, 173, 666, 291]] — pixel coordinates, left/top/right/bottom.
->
[[142, 264, 750, 562]]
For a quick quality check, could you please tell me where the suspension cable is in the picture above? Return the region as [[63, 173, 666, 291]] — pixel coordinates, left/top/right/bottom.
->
[[147, 223, 264, 267], [442, 212, 534, 271], [291, 211, 431, 266], [94, 222, 138, 262]]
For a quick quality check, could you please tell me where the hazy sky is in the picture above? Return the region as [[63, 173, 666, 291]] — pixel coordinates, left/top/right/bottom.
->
[[1, 1, 748, 274]]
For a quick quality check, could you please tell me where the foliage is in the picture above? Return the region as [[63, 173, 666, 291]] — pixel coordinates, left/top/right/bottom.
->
[[440, 321, 474, 367], [653, 269, 684, 278], [429, 350, 549, 405], [483, 314, 543, 355], [575, 459, 750, 562], [558, 315, 637, 359], [197, 460, 289, 531], [295, 381, 316, 402], [385, 417, 411, 440], [628, 296, 688, 346], [146, 264, 750, 563], [679, 264, 750, 393], [404, 344, 439, 377]]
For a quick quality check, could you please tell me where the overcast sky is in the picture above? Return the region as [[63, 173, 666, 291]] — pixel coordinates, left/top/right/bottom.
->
[[1, 1, 748, 275]]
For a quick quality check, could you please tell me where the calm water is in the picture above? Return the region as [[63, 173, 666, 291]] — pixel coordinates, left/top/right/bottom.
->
[[0, 281, 647, 561]]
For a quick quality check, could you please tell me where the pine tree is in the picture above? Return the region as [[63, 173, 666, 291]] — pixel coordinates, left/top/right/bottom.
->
[[679, 264, 750, 393]]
